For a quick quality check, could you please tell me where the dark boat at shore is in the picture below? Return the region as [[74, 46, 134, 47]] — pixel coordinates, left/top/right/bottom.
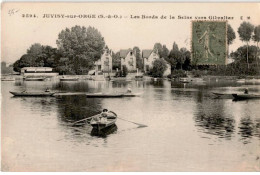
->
[[232, 94, 260, 100], [86, 93, 123, 98], [90, 111, 117, 131], [24, 77, 46, 81], [9, 91, 55, 97]]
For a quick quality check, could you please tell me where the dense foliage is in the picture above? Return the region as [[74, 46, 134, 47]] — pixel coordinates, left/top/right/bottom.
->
[[149, 58, 167, 78], [13, 26, 105, 75]]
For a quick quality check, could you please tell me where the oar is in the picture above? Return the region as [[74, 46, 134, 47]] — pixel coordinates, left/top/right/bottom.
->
[[71, 115, 98, 126], [117, 117, 147, 128], [102, 111, 147, 128]]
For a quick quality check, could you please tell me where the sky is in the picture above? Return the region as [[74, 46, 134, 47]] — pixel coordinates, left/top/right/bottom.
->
[[1, 2, 260, 64]]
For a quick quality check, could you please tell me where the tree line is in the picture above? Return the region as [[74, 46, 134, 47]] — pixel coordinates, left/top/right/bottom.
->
[[12, 22, 260, 76]]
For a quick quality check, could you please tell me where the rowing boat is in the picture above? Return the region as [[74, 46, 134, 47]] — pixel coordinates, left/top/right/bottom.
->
[[86, 93, 123, 98], [232, 94, 260, 100], [9, 91, 55, 97], [90, 111, 117, 130]]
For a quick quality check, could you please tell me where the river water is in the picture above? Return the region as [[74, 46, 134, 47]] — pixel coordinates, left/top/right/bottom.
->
[[1, 78, 260, 171]]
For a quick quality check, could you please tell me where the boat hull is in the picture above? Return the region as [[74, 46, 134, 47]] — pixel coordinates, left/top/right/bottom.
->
[[10, 91, 55, 97], [232, 94, 260, 100], [91, 120, 117, 130], [60, 78, 79, 81], [212, 92, 233, 99], [86, 93, 123, 98], [90, 112, 117, 130], [1, 79, 15, 81], [122, 93, 141, 97], [24, 78, 45, 81]]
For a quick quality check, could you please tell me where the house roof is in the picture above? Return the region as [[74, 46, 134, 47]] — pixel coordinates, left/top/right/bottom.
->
[[120, 49, 132, 58], [142, 50, 153, 58]]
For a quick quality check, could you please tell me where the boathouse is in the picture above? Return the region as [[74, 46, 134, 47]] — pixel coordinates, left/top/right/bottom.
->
[[21, 67, 58, 77]]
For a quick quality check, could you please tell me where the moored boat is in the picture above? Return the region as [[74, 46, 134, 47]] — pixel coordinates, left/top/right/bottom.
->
[[90, 111, 117, 130], [212, 92, 233, 99], [60, 77, 79, 81], [9, 91, 55, 97], [86, 93, 123, 98], [1, 77, 15, 81], [24, 77, 46, 81], [122, 92, 141, 97], [232, 94, 260, 100], [135, 75, 143, 81]]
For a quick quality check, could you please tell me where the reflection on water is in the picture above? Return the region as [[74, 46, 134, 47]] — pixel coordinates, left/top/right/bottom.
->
[[238, 117, 260, 144], [194, 94, 235, 140], [1, 78, 260, 171]]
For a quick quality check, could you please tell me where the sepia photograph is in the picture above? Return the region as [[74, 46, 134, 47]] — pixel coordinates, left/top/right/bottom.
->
[[1, 2, 260, 172]]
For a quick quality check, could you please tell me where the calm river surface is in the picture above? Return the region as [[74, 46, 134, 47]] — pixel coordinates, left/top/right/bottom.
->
[[1, 78, 260, 171]]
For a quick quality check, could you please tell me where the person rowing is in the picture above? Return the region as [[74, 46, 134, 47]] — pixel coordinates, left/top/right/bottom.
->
[[244, 88, 249, 94], [93, 109, 112, 123]]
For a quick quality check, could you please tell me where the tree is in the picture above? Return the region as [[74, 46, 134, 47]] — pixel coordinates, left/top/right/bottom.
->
[[153, 43, 163, 58], [167, 42, 180, 70], [27, 43, 43, 57], [150, 58, 167, 78], [227, 24, 236, 57], [179, 48, 188, 70], [253, 25, 260, 66], [112, 51, 121, 70], [13, 54, 35, 72], [230, 45, 257, 64], [238, 22, 254, 69], [161, 45, 169, 59], [227, 24, 236, 45], [133, 46, 143, 71], [56, 25, 105, 74]]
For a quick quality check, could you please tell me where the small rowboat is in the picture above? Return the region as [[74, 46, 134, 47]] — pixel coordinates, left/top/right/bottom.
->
[[60, 77, 79, 81], [1, 77, 15, 81], [24, 77, 46, 81], [212, 92, 233, 99], [90, 111, 117, 130], [135, 75, 143, 81], [86, 93, 123, 98], [232, 94, 260, 100], [9, 91, 55, 97], [122, 93, 141, 97]]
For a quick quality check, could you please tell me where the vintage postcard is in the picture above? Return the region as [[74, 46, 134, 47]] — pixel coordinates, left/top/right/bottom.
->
[[1, 2, 260, 172]]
